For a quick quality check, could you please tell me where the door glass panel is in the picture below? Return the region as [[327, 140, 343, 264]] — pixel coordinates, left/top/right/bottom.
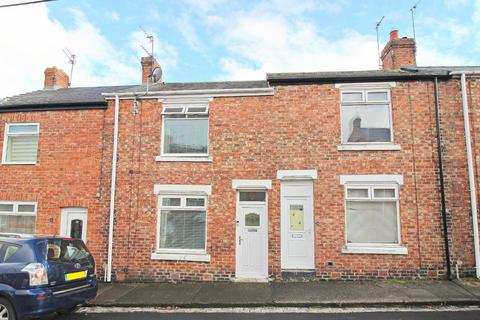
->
[[239, 192, 266, 202], [290, 204, 304, 232], [245, 212, 260, 227], [70, 219, 83, 239]]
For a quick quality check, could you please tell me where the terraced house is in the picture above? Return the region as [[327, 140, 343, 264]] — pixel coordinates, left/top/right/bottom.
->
[[1, 30, 479, 282]]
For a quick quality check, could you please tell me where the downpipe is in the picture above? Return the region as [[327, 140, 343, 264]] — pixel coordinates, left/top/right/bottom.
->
[[106, 94, 120, 282], [458, 73, 480, 279], [433, 77, 452, 279]]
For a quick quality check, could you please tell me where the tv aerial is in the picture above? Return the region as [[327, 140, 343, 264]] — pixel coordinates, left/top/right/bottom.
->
[[375, 16, 385, 69], [62, 48, 76, 87]]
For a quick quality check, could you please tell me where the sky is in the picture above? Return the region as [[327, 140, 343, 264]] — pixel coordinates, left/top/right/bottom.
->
[[0, 0, 477, 98]]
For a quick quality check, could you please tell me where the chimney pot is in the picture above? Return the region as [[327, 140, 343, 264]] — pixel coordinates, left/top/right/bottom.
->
[[381, 29, 416, 70], [43, 67, 69, 90]]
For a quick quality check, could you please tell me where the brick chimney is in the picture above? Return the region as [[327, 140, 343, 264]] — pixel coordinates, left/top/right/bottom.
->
[[44, 67, 69, 90], [141, 56, 161, 84], [380, 29, 416, 70]]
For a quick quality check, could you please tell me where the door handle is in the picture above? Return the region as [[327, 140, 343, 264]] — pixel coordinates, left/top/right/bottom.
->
[[238, 236, 243, 245]]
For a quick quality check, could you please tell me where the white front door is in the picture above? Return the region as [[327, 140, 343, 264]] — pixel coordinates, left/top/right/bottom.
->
[[60, 208, 88, 242], [236, 191, 268, 279], [281, 180, 314, 269]]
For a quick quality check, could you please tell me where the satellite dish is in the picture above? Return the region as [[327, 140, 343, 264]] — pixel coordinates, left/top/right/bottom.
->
[[151, 66, 163, 83]]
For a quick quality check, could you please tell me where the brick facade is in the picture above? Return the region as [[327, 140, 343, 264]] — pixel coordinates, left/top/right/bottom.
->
[[0, 109, 110, 271], [105, 80, 455, 281]]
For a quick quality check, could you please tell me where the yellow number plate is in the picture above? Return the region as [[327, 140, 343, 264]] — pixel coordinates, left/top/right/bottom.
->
[[65, 270, 87, 281]]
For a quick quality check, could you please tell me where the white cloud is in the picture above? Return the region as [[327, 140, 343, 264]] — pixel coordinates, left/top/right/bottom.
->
[[0, 3, 177, 99], [0, 3, 139, 98]]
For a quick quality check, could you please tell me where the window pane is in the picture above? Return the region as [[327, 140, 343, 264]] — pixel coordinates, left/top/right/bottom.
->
[[341, 105, 391, 143], [245, 212, 260, 227], [290, 204, 304, 231], [0, 204, 14, 212], [0, 215, 36, 234], [367, 92, 389, 102], [159, 210, 206, 250], [186, 198, 205, 207], [342, 92, 363, 102], [6, 135, 39, 162], [239, 192, 266, 202], [346, 201, 398, 244], [163, 107, 184, 113], [163, 118, 208, 154], [8, 124, 38, 134], [186, 106, 207, 113], [374, 188, 396, 198], [161, 197, 181, 207], [0, 243, 20, 262], [18, 204, 35, 213], [347, 188, 369, 198]]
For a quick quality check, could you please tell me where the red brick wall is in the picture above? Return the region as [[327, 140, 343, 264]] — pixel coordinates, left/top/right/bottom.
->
[[109, 80, 449, 281], [439, 77, 480, 277], [0, 109, 109, 271]]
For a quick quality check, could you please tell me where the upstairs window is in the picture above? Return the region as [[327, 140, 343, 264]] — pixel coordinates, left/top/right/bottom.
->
[[0, 201, 37, 235], [2, 123, 39, 164], [340, 89, 392, 144], [161, 106, 209, 156]]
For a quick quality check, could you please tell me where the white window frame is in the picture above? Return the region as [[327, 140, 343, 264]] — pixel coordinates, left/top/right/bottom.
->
[[160, 105, 210, 158], [336, 83, 400, 151], [0, 201, 37, 235], [152, 185, 211, 262], [2, 123, 40, 165], [340, 175, 407, 255]]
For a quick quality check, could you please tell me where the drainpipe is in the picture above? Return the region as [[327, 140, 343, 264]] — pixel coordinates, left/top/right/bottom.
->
[[433, 77, 452, 279], [458, 73, 480, 278], [106, 94, 120, 282]]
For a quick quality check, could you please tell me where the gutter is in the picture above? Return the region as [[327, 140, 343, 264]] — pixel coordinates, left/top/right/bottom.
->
[[451, 71, 480, 278], [106, 94, 120, 282], [433, 77, 452, 279], [0, 102, 106, 113], [102, 87, 274, 99]]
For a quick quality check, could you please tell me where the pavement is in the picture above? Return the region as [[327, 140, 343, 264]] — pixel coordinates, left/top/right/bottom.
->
[[89, 279, 480, 308]]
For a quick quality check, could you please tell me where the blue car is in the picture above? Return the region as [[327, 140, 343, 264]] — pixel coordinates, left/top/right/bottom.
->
[[0, 235, 97, 319]]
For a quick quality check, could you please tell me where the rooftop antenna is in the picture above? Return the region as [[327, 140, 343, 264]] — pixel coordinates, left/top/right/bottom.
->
[[410, 0, 421, 41], [139, 26, 154, 58], [62, 48, 76, 87], [375, 15, 385, 70]]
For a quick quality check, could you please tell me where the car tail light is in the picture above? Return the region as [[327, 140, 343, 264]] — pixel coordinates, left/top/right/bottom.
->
[[22, 263, 48, 286]]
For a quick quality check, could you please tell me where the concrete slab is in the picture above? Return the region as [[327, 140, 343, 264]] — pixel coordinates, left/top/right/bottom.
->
[[113, 283, 202, 306], [93, 283, 139, 305], [193, 282, 273, 306]]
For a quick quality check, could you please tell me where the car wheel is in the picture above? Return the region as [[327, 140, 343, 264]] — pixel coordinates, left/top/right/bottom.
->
[[0, 297, 15, 320]]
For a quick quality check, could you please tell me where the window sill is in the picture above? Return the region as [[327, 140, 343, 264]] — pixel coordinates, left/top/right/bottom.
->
[[342, 245, 408, 255], [1, 161, 37, 165], [151, 252, 211, 262], [155, 156, 213, 162], [337, 144, 401, 151]]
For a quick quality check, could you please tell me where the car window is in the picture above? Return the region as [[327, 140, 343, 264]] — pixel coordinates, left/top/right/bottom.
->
[[0, 242, 20, 263], [47, 239, 90, 263]]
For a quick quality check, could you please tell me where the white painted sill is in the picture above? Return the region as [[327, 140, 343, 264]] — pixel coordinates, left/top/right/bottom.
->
[[155, 156, 213, 162], [1, 161, 37, 165], [337, 144, 401, 151], [342, 245, 408, 255], [151, 252, 211, 262]]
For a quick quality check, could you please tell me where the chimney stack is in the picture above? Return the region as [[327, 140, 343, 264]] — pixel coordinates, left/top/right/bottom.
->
[[44, 67, 69, 90], [380, 29, 416, 70], [141, 56, 161, 84]]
